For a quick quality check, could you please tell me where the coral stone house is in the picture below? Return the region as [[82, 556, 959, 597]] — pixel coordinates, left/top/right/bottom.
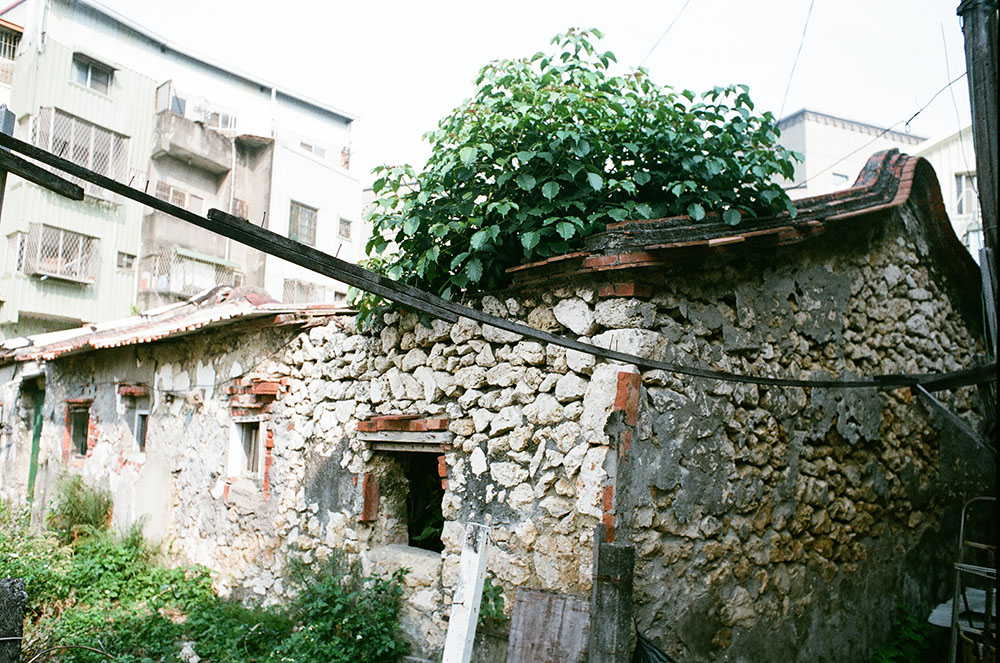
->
[[0, 151, 992, 662]]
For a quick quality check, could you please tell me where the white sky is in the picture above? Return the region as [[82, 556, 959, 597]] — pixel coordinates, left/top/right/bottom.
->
[[100, 0, 973, 186]]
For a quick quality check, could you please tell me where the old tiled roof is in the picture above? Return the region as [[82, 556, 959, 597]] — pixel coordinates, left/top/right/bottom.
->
[[507, 151, 980, 306], [1, 288, 346, 364]]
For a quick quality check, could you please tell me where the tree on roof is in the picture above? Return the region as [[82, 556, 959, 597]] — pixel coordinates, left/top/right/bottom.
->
[[358, 28, 800, 318]]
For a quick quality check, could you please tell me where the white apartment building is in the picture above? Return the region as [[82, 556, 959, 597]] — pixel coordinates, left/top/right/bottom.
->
[[0, 0, 365, 339], [777, 108, 982, 260]]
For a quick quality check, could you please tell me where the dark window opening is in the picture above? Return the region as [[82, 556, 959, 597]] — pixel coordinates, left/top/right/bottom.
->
[[70, 405, 89, 456], [124, 395, 150, 452], [238, 421, 260, 474], [401, 453, 444, 552]]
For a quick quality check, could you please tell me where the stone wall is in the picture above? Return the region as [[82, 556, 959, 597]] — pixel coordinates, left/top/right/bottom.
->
[[3, 204, 990, 661]]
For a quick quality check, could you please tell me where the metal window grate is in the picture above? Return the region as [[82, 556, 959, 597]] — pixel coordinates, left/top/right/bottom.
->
[[31, 108, 130, 202], [0, 28, 20, 61], [19, 224, 99, 283], [283, 278, 333, 304], [139, 249, 243, 299]]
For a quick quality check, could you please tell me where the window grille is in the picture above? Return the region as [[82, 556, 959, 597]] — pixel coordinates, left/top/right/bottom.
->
[[139, 248, 243, 299], [31, 108, 129, 201], [0, 28, 19, 60], [5, 232, 25, 273], [288, 201, 317, 245], [283, 278, 334, 304], [0, 28, 19, 85], [18, 224, 99, 283], [240, 422, 260, 473]]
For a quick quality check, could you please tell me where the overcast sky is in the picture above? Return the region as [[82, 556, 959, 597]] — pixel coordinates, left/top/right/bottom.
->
[[100, 0, 973, 185]]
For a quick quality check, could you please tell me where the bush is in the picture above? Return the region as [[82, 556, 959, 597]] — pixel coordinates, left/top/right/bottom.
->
[[46, 474, 113, 543], [269, 558, 409, 663], [360, 28, 800, 319], [7, 490, 410, 663]]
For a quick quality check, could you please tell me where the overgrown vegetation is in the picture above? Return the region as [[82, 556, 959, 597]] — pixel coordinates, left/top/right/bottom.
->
[[871, 603, 937, 663], [0, 479, 409, 663], [46, 474, 113, 544], [358, 28, 800, 321]]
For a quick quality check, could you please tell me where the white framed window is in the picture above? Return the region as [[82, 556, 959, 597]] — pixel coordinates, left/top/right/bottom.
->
[[124, 395, 150, 451], [289, 201, 317, 246], [338, 217, 352, 240], [72, 55, 113, 95], [229, 418, 265, 477], [154, 181, 203, 213], [117, 251, 135, 270], [300, 141, 326, 159]]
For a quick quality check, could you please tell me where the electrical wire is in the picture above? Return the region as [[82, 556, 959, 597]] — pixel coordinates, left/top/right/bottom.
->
[[640, 0, 694, 67], [793, 72, 967, 191], [778, 0, 816, 121]]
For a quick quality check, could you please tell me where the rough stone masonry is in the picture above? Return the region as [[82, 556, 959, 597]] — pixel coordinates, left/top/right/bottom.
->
[[2, 153, 992, 662]]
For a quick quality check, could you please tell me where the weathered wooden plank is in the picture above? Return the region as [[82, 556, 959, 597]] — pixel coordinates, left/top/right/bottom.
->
[[358, 431, 453, 443], [442, 523, 490, 663], [506, 588, 590, 663], [0, 149, 85, 201], [370, 443, 446, 454]]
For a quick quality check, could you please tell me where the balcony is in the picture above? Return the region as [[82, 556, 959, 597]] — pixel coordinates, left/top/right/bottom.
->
[[151, 111, 233, 175]]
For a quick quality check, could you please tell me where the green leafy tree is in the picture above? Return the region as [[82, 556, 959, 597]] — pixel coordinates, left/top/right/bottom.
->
[[360, 28, 800, 316]]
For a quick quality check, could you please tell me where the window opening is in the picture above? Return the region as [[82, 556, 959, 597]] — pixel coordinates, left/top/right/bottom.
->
[[73, 56, 112, 94], [289, 201, 317, 246], [338, 217, 352, 240], [69, 404, 89, 456], [401, 453, 444, 552], [230, 420, 263, 477], [956, 172, 978, 216], [117, 251, 135, 270], [124, 394, 150, 451]]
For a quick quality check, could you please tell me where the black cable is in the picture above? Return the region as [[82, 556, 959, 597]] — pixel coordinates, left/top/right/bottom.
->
[[778, 0, 816, 121], [640, 0, 694, 67], [795, 72, 967, 191]]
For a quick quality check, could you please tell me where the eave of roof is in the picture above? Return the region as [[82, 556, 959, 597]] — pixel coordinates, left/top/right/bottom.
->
[[507, 150, 981, 325], [1, 300, 349, 364]]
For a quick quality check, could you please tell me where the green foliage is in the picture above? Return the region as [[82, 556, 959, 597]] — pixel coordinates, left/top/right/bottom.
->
[[270, 559, 409, 663], [872, 604, 935, 663], [4, 489, 409, 663], [478, 576, 506, 625], [0, 504, 71, 618], [46, 474, 113, 543], [361, 28, 800, 318]]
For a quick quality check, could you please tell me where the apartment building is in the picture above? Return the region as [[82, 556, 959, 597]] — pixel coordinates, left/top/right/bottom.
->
[[777, 108, 982, 260], [0, 0, 364, 339]]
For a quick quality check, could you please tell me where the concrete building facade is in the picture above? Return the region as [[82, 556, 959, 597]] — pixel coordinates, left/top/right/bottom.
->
[[0, 0, 364, 340]]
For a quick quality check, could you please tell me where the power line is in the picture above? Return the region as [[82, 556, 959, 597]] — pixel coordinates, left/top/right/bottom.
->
[[640, 0, 694, 67], [778, 0, 816, 120], [794, 71, 967, 191]]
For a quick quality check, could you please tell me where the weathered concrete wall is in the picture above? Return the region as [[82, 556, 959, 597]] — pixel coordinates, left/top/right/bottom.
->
[[1, 203, 989, 661]]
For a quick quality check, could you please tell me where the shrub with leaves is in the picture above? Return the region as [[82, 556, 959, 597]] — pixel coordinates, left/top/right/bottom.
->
[[362, 28, 800, 315], [46, 474, 113, 543]]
